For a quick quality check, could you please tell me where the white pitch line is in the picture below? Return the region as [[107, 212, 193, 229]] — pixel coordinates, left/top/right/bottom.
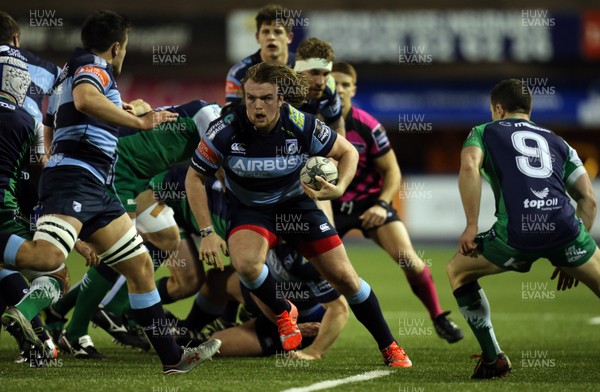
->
[[281, 370, 393, 392], [589, 316, 600, 325]]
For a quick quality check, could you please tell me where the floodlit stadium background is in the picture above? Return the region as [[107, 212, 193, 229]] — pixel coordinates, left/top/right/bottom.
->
[[7, 0, 600, 239]]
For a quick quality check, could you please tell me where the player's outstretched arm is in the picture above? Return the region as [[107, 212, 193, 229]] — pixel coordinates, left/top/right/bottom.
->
[[72, 84, 177, 130], [458, 146, 483, 255], [567, 172, 597, 231], [185, 168, 228, 270], [293, 296, 349, 360]]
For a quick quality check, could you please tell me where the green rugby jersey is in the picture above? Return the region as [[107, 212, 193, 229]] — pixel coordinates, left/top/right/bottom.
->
[[464, 118, 586, 250]]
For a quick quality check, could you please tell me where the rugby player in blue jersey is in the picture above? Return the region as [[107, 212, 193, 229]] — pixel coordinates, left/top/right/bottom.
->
[[225, 4, 295, 107], [447, 79, 600, 379], [186, 61, 411, 367], [0, 11, 221, 374], [295, 38, 345, 137]]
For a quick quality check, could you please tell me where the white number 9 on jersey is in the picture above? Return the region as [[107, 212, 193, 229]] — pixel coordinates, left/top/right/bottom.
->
[[511, 130, 553, 178]]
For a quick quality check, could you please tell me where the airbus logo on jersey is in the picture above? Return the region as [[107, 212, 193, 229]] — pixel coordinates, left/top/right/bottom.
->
[[523, 187, 558, 209], [231, 143, 246, 154], [230, 155, 304, 176], [73, 201, 82, 212]]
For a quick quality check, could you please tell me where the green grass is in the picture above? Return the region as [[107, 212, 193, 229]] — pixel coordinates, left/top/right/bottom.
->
[[1, 240, 598, 391]]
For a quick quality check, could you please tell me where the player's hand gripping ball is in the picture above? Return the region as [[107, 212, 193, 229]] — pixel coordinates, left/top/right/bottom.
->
[[300, 156, 338, 191]]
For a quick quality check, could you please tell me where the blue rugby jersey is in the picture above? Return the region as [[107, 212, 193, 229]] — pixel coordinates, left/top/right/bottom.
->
[[44, 48, 122, 184], [0, 45, 60, 122], [191, 103, 337, 207], [225, 50, 296, 103], [300, 75, 342, 125], [464, 118, 587, 250]]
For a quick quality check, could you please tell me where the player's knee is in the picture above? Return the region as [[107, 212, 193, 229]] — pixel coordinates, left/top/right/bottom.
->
[[136, 204, 179, 251], [231, 255, 263, 279], [327, 269, 361, 296], [446, 259, 458, 280], [28, 243, 66, 271], [446, 258, 471, 288], [33, 215, 77, 270]]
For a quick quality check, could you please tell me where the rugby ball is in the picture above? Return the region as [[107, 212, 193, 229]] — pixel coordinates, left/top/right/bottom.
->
[[300, 156, 338, 191]]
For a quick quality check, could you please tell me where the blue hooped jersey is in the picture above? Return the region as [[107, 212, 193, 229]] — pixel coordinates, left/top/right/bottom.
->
[[44, 48, 121, 184], [300, 75, 342, 125], [464, 118, 587, 250], [191, 103, 337, 207], [0, 45, 61, 121]]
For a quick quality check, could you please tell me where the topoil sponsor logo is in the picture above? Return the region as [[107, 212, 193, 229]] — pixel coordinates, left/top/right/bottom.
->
[[523, 187, 558, 209]]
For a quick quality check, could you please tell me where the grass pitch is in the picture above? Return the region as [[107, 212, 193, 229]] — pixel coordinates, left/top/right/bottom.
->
[[1, 240, 598, 391]]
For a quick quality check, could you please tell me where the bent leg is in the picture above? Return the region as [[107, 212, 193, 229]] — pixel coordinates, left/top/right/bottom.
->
[[158, 236, 205, 302], [447, 252, 506, 362], [372, 221, 443, 319], [310, 245, 396, 351]]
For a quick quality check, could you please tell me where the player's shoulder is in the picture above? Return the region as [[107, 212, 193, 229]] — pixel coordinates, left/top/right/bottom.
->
[[349, 106, 381, 131], [0, 99, 35, 128], [204, 108, 240, 142], [0, 45, 29, 63], [281, 103, 318, 133], [168, 100, 216, 116], [12, 46, 59, 75], [70, 49, 112, 77], [228, 50, 261, 80]]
